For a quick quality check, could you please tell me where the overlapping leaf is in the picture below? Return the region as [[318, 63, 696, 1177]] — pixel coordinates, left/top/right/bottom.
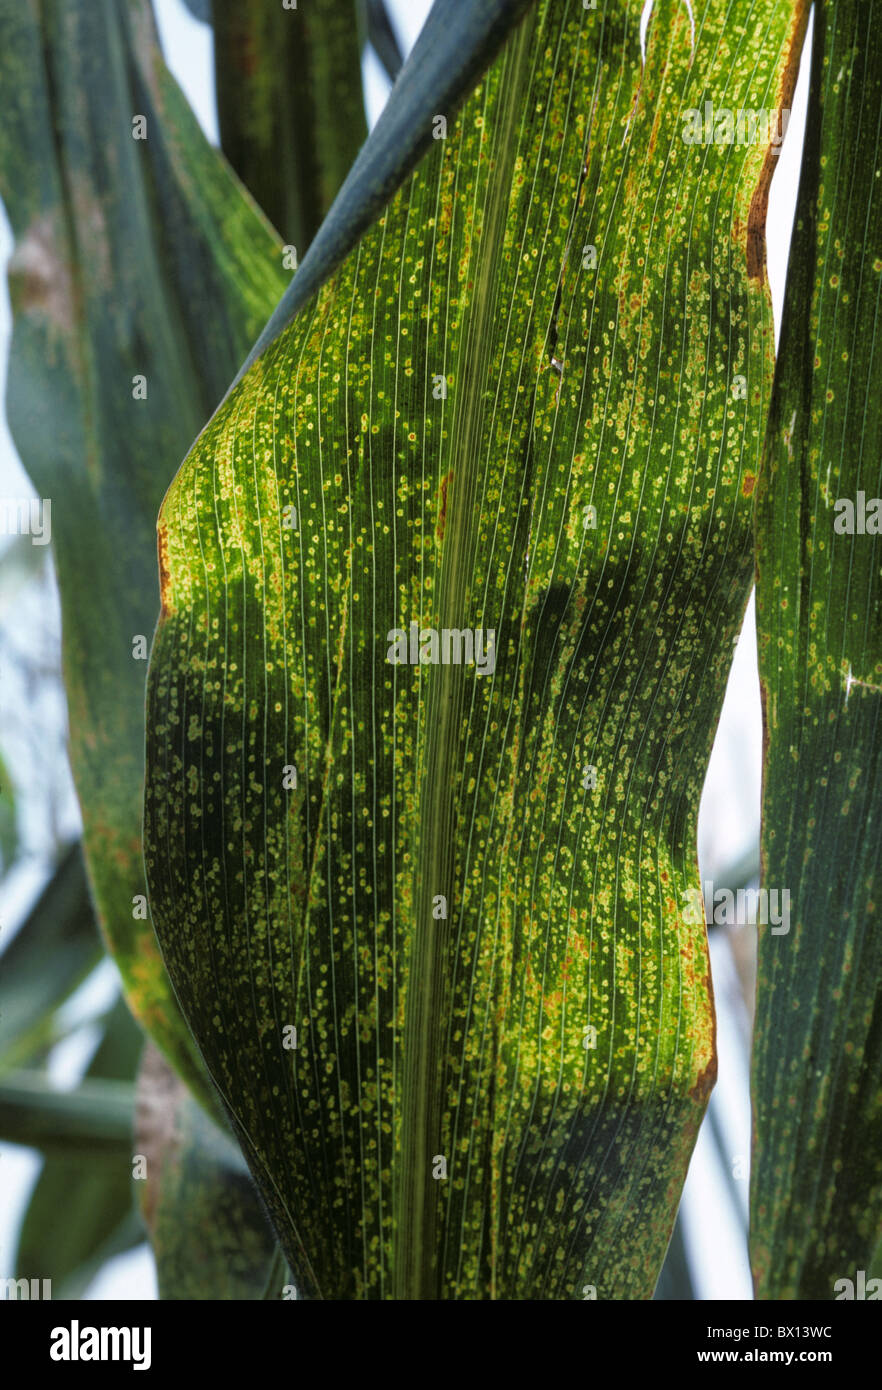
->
[[0, 1071, 133, 1157], [0, 0, 288, 1113], [145, 0, 804, 1298], [0, 843, 101, 1074], [752, 0, 882, 1298], [357, 0, 406, 85], [212, 0, 368, 248], [135, 1044, 280, 1300], [14, 997, 144, 1299]]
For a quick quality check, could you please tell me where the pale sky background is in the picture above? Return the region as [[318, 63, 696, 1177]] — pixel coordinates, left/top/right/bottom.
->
[[0, 0, 814, 1300]]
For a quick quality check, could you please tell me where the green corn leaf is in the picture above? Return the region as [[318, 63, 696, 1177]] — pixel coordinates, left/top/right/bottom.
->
[[145, 0, 805, 1298], [0, 1072, 134, 1157], [14, 997, 145, 1299], [751, 0, 882, 1298], [136, 1044, 280, 1300], [212, 0, 368, 250], [0, 0, 288, 1115], [237, 0, 535, 376], [0, 843, 102, 1076]]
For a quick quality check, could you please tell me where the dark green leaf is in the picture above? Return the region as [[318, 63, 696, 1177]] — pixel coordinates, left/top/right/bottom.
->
[[212, 0, 368, 249], [0, 0, 288, 1115], [751, 0, 882, 1298]]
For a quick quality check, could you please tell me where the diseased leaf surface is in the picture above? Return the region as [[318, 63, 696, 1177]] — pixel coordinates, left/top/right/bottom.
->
[[145, 0, 803, 1298]]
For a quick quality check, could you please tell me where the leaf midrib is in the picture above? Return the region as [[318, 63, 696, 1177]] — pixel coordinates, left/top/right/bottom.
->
[[393, 8, 537, 1301]]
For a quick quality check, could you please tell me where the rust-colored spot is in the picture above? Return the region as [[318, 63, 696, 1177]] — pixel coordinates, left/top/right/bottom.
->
[[436, 470, 454, 542], [742, 472, 757, 497], [157, 522, 172, 619], [746, 180, 769, 283]]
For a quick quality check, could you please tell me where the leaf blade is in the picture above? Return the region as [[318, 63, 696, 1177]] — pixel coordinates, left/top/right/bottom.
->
[[135, 1044, 281, 1300], [14, 997, 145, 1299], [751, 0, 882, 1298], [0, 844, 102, 1076], [0, 0, 288, 1113], [212, 0, 368, 249], [146, 0, 803, 1298]]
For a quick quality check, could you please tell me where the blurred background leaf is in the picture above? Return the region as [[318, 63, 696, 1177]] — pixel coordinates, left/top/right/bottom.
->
[[135, 1044, 283, 1300], [212, 0, 368, 249], [0, 843, 102, 1075], [12, 997, 144, 1298], [0, 0, 288, 1117], [357, 0, 404, 85], [0, 747, 18, 873], [0, 535, 46, 619], [180, 0, 212, 20], [0, 1071, 134, 1156], [653, 1212, 696, 1302]]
